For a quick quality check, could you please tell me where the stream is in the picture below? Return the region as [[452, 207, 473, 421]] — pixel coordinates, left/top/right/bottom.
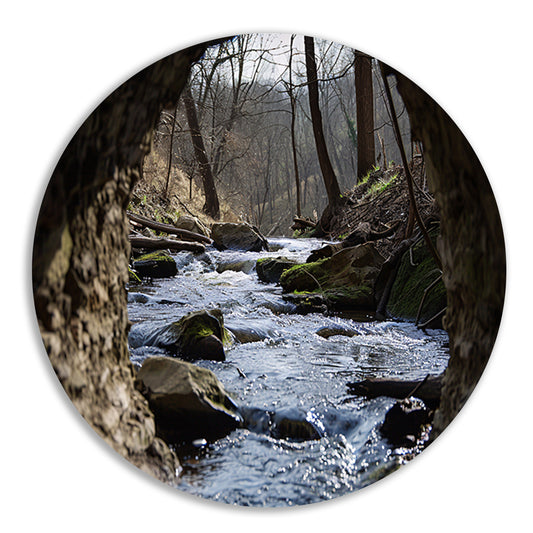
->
[[127, 237, 449, 506]]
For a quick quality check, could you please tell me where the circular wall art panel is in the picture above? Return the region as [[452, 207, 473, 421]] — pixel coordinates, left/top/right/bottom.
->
[[32, 33, 505, 507]]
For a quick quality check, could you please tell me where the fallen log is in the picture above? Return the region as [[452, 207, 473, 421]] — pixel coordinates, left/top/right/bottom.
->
[[129, 235, 205, 254], [291, 217, 317, 231], [127, 211, 211, 244], [347, 374, 443, 408]]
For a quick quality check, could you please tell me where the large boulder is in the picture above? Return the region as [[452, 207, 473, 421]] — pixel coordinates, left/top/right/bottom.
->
[[256, 256, 299, 284], [211, 222, 269, 252], [306, 242, 343, 263], [132, 250, 177, 279], [280, 243, 385, 311], [174, 214, 210, 238], [136, 357, 242, 442], [142, 309, 230, 361]]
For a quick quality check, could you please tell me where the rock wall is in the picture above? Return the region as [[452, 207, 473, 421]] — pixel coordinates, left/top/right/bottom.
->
[[32, 43, 214, 482], [394, 67, 506, 438]]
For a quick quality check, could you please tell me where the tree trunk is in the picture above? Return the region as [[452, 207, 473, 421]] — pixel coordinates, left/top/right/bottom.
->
[[32, 43, 214, 483], [354, 52, 376, 181], [304, 36, 342, 208], [182, 84, 221, 219], [164, 104, 178, 197], [393, 65, 506, 440], [289, 35, 302, 218]]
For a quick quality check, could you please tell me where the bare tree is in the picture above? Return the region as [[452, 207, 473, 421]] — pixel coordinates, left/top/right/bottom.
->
[[288, 35, 302, 218], [182, 84, 220, 219], [304, 35, 343, 230], [354, 51, 376, 180], [164, 104, 179, 197]]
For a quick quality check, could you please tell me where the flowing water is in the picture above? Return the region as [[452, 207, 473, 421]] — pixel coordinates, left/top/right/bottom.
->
[[127, 237, 449, 506]]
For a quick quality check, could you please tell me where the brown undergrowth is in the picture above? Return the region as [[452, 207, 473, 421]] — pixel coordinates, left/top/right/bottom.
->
[[329, 155, 440, 257], [131, 149, 238, 226]]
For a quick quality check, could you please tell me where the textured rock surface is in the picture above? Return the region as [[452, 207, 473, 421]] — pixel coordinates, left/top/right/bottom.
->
[[280, 243, 385, 310], [174, 214, 210, 237], [211, 222, 269, 252], [256, 256, 299, 284], [395, 68, 506, 438], [32, 43, 212, 483], [132, 251, 178, 279], [141, 309, 229, 361], [136, 357, 242, 442]]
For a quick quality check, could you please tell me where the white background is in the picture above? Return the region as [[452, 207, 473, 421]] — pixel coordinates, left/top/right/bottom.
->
[[3, 1, 530, 531]]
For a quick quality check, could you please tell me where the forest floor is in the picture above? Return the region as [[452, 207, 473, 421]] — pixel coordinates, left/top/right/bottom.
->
[[327, 155, 439, 255], [130, 148, 239, 228]]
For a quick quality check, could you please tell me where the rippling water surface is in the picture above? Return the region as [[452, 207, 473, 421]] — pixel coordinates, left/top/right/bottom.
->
[[128, 237, 449, 506]]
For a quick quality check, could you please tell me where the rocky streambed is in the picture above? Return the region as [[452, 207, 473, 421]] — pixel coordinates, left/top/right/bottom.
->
[[127, 232, 449, 506]]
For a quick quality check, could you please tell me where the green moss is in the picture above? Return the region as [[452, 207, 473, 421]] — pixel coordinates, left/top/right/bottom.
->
[[279, 258, 329, 292], [281, 245, 384, 311], [323, 286, 373, 308], [182, 309, 232, 347], [293, 227, 317, 239], [135, 251, 174, 263], [388, 230, 446, 321], [367, 174, 397, 197]]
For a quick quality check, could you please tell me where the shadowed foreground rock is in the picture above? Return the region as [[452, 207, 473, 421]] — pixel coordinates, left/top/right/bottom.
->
[[136, 357, 242, 443], [380, 397, 431, 448]]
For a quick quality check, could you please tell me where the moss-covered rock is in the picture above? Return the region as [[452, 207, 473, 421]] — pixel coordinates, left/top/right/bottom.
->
[[136, 356, 242, 442], [306, 242, 343, 263], [132, 250, 178, 278], [387, 231, 446, 325], [144, 309, 231, 361], [280, 243, 385, 311], [256, 256, 299, 284]]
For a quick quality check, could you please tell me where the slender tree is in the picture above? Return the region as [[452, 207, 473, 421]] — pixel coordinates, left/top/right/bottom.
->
[[288, 34, 302, 218], [304, 35, 342, 209], [354, 51, 376, 180], [164, 104, 179, 197], [182, 84, 220, 219]]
